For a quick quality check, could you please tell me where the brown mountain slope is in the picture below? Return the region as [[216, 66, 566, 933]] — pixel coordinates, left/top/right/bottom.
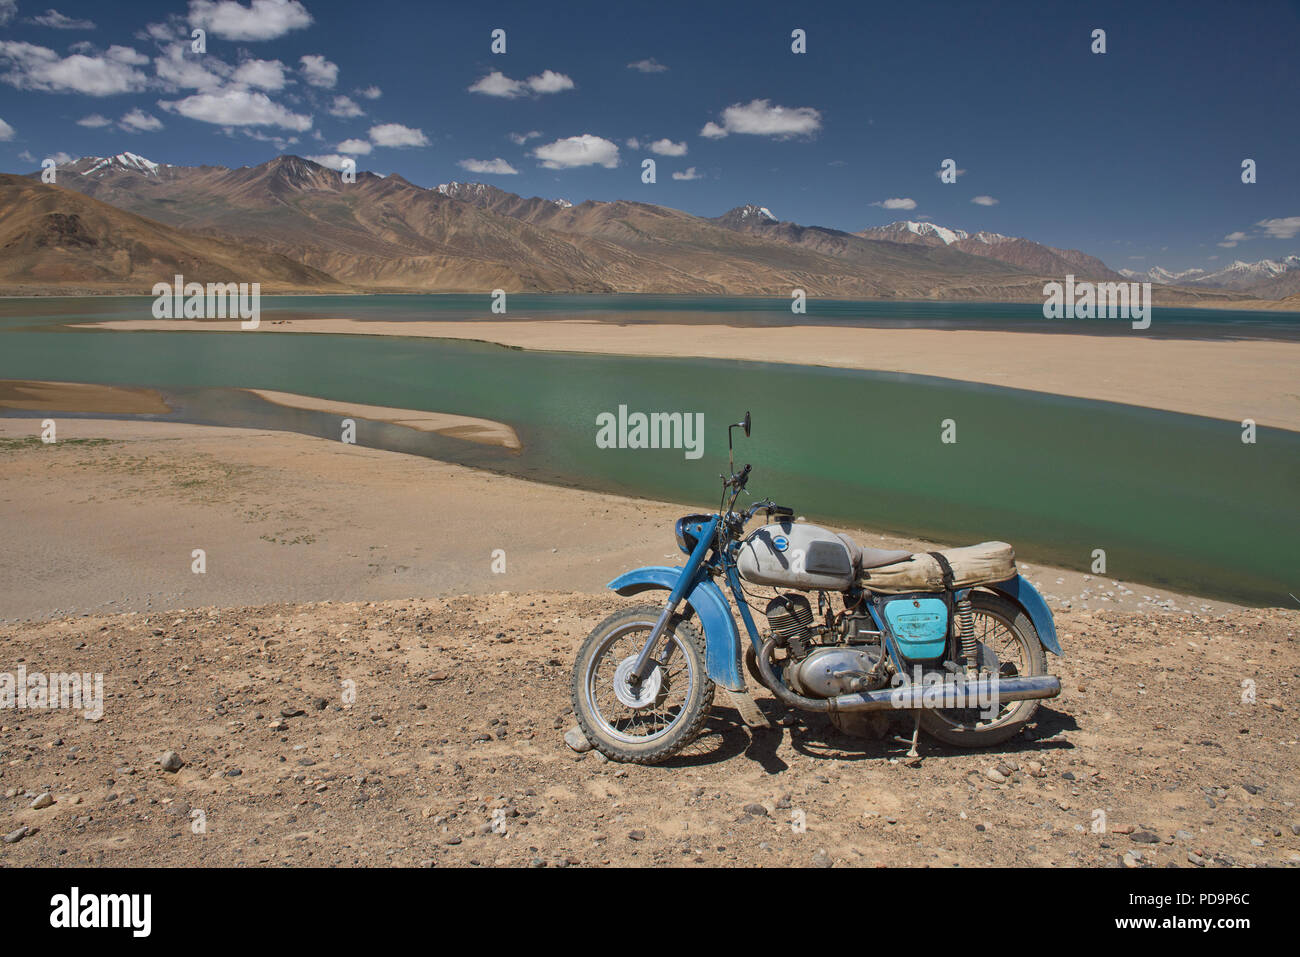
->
[[44, 155, 1071, 299], [0, 174, 344, 294]]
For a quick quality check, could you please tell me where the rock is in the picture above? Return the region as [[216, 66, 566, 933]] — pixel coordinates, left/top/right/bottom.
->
[[743, 803, 768, 817], [281, 708, 306, 718], [812, 848, 833, 868], [159, 750, 184, 772], [312, 698, 328, 711], [563, 726, 593, 753], [29, 792, 54, 809], [1130, 831, 1160, 844], [3, 826, 29, 844], [985, 768, 1008, 784], [1187, 851, 1205, 867], [628, 829, 646, 841]]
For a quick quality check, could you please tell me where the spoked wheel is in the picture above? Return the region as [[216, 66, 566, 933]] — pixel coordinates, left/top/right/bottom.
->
[[571, 604, 714, 764], [920, 591, 1047, 747]]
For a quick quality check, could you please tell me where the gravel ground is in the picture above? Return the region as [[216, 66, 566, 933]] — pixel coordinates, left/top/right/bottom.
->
[[1, 593, 1296, 868]]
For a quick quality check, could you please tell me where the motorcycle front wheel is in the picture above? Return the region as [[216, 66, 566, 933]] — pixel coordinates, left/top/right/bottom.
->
[[571, 604, 714, 765]]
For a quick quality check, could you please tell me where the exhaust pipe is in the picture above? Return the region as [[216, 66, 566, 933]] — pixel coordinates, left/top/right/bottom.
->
[[827, 673, 1061, 714], [754, 638, 1061, 714]]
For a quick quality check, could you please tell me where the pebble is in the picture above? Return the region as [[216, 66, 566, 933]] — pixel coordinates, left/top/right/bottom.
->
[[29, 792, 54, 809], [985, 768, 1008, 784], [159, 750, 184, 772], [1129, 831, 1160, 844], [742, 803, 768, 817], [563, 726, 593, 753], [3, 826, 30, 844], [812, 848, 832, 868]]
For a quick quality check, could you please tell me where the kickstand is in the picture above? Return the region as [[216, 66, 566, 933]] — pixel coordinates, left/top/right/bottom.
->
[[893, 711, 923, 760]]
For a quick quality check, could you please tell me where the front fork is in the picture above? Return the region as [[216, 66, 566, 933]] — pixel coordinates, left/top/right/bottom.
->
[[628, 523, 718, 686]]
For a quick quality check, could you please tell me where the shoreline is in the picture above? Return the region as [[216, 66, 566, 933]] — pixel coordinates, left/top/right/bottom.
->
[[71, 317, 1300, 431]]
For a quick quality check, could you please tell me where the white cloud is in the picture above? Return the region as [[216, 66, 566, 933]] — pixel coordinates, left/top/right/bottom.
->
[[232, 58, 286, 90], [154, 44, 229, 92], [0, 41, 150, 95], [535, 134, 619, 169], [1256, 216, 1300, 240], [1218, 230, 1248, 248], [672, 167, 703, 181], [27, 9, 97, 29], [458, 157, 519, 175], [119, 108, 163, 132], [76, 113, 112, 127], [187, 0, 312, 41], [971, 195, 998, 206], [0, 116, 13, 141], [649, 138, 686, 157], [625, 137, 639, 149], [299, 54, 338, 88], [368, 122, 428, 147], [627, 58, 667, 73], [329, 95, 363, 118], [509, 130, 541, 145], [357, 85, 381, 99], [701, 99, 821, 139], [872, 197, 917, 210], [0, 1, 15, 26], [469, 69, 574, 98], [336, 137, 371, 155], [468, 71, 522, 97], [18, 149, 35, 162], [47, 150, 74, 164], [159, 87, 312, 130], [527, 70, 573, 94]]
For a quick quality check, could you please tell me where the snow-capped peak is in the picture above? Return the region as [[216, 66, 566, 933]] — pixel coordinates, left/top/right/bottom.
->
[[435, 181, 487, 197], [735, 204, 777, 221], [898, 220, 967, 244], [79, 152, 161, 177]]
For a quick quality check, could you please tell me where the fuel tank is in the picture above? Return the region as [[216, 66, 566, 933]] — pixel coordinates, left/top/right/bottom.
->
[[737, 521, 855, 591]]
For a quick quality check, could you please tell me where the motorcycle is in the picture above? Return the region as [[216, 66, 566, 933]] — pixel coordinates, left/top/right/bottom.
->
[[570, 411, 1063, 764]]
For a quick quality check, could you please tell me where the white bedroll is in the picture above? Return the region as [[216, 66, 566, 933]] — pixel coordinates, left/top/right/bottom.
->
[[859, 541, 1017, 592]]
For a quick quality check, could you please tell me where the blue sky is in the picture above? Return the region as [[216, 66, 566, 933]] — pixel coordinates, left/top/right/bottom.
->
[[1, 0, 1297, 273]]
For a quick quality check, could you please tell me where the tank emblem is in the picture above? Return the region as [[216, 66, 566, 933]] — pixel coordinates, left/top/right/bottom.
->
[[772, 535, 790, 552]]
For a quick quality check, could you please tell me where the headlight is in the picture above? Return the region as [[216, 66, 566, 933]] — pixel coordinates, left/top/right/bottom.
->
[[674, 517, 692, 556]]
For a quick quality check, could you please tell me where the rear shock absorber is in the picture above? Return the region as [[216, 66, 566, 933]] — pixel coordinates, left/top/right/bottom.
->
[[955, 592, 978, 679]]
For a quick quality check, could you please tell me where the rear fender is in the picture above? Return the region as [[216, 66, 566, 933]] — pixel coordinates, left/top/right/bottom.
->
[[607, 566, 745, 691], [985, 574, 1062, 656]]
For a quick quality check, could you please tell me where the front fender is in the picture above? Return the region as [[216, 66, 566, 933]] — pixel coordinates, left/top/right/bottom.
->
[[607, 566, 745, 691], [986, 574, 1062, 656]]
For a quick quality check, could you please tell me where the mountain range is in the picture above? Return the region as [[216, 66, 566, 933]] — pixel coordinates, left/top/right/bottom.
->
[[1120, 256, 1300, 299], [0, 151, 1277, 304]]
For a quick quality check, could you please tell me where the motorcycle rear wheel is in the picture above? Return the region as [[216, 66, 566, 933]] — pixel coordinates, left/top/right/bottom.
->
[[571, 604, 714, 765], [919, 591, 1047, 747]]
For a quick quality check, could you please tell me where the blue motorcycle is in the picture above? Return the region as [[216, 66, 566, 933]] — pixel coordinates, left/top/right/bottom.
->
[[571, 411, 1063, 764]]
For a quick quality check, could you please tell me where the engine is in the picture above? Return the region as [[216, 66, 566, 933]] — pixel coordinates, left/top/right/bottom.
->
[[763, 593, 889, 698]]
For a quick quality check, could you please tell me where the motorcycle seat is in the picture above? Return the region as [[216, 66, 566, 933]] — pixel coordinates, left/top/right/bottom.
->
[[858, 541, 1017, 592], [836, 533, 913, 571]]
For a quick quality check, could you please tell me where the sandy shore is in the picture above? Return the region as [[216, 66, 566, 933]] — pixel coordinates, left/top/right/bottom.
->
[[77, 318, 1300, 431], [0, 379, 170, 415], [0, 417, 1242, 622], [247, 389, 520, 450]]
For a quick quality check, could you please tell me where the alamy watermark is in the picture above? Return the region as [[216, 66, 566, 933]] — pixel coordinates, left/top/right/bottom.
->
[[1043, 275, 1151, 330], [595, 405, 704, 459], [1, 666, 104, 720], [151, 274, 260, 329]]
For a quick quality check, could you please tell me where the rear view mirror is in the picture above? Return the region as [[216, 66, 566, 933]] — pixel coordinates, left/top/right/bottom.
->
[[743, 411, 751, 437]]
